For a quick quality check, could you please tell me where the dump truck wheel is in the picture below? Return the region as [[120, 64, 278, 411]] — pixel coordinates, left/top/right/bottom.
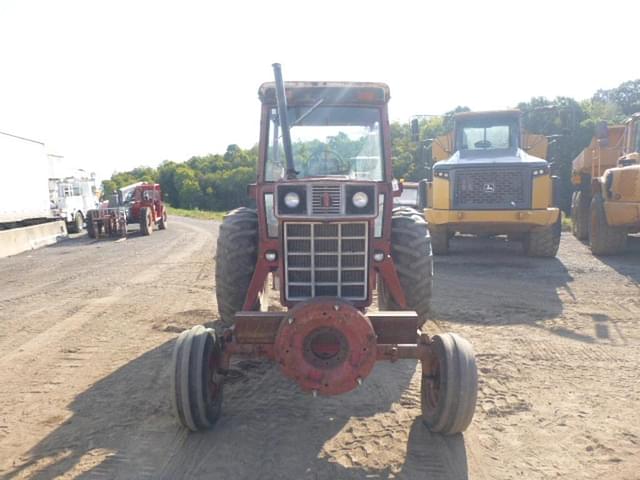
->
[[140, 207, 153, 236], [171, 325, 223, 431], [378, 207, 433, 327], [523, 218, 561, 257], [158, 210, 167, 230], [430, 225, 449, 255], [589, 193, 627, 255], [68, 211, 83, 233], [86, 210, 98, 239], [571, 191, 590, 240], [421, 333, 478, 435], [215, 207, 259, 327]]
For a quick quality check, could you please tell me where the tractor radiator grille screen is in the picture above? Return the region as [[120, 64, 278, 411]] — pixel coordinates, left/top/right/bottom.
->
[[284, 222, 368, 301], [452, 168, 531, 210], [311, 185, 343, 215]]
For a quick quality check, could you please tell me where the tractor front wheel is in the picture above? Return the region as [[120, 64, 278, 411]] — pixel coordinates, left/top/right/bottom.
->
[[158, 210, 167, 230], [421, 333, 478, 435], [140, 207, 153, 236], [378, 207, 433, 327], [215, 207, 259, 327], [171, 325, 224, 431], [86, 210, 98, 239]]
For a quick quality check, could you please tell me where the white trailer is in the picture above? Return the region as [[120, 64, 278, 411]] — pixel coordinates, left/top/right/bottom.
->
[[0, 131, 53, 226]]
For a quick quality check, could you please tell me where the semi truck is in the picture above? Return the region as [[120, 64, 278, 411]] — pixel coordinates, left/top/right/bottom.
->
[[49, 173, 99, 233], [422, 110, 561, 256], [570, 113, 640, 254], [0, 131, 53, 228]]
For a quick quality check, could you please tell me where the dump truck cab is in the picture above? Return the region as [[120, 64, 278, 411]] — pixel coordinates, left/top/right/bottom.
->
[[425, 110, 560, 256], [578, 113, 640, 254]]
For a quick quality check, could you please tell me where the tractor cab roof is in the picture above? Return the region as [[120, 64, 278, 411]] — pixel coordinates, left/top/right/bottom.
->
[[454, 109, 521, 122], [258, 81, 390, 106]]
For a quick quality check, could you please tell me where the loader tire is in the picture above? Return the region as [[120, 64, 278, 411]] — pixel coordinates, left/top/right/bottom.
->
[[422, 333, 478, 435], [377, 207, 433, 327], [140, 207, 153, 236], [523, 217, 561, 257], [571, 191, 590, 240], [171, 325, 223, 431], [86, 210, 98, 239], [215, 207, 259, 327], [589, 193, 627, 255], [430, 225, 449, 255]]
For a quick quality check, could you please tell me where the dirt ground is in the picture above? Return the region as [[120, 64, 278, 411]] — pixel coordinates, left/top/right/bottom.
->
[[0, 216, 639, 479]]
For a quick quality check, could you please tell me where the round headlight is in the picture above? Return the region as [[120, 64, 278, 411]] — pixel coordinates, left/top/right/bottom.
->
[[284, 191, 300, 208], [352, 191, 369, 208]]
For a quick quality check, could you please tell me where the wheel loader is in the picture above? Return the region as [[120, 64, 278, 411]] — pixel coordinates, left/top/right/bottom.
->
[[171, 64, 478, 436], [422, 110, 561, 256], [571, 113, 640, 254]]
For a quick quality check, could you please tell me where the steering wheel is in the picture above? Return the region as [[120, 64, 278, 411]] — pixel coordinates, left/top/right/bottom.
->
[[307, 148, 347, 175]]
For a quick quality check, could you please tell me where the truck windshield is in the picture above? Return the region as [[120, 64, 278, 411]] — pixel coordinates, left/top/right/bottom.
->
[[266, 106, 383, 181], [460, 124, 513, 151]]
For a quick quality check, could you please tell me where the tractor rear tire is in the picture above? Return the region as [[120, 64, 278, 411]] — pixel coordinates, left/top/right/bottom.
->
[[158, 210, 167, 230], [523, 217, 561, 257], [215, 207, 259, 327], [86, 210, 98, 239], [378, 207, 433, 327], [430, 225, 449, 255], [68, 211, 83, 234], [589, 193, 627, 255], [171, 325, 223, 431], [421, 333, 478, 435], [571, 191, 590, 240], [140, 207, 153, 236]]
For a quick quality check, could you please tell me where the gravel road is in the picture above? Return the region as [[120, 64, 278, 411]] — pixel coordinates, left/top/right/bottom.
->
[[0, 217, 638, 479]]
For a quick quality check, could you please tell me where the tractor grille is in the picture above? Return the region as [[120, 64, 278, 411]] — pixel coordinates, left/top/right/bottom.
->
[[284, 222, 368, 301], [311, 185, 342, 215], [452, 168, 530, 210]]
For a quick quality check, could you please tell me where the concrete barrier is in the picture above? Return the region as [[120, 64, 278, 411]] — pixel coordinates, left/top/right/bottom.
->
[[0, 220, 68, 258]]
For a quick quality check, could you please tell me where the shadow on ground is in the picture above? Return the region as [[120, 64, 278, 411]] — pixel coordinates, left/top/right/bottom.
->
[[2, 338, 468, 480], [431, 234, 582, 341]]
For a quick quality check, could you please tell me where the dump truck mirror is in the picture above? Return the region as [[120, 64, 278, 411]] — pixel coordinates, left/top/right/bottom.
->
[[411, 119, 420, 142]]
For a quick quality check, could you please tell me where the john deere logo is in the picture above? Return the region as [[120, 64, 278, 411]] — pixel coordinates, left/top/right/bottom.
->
[[483, 183, 496, 193]]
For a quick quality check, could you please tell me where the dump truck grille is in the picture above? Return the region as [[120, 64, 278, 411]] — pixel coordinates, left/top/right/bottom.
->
[[311, 185, 343, 215], [284, 222, 368, 301], [452, 168, 530, 209]]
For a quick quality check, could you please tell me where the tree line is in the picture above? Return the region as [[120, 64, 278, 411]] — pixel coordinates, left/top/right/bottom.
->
[[104, 79, 640, 213]]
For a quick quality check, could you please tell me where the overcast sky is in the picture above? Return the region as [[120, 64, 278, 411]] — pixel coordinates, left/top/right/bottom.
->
[[1, 0, 637, 180]]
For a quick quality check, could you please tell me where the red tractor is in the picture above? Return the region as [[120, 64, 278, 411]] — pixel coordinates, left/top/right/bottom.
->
[[171, 65, 478, 435], [86, 182, 167, 238]]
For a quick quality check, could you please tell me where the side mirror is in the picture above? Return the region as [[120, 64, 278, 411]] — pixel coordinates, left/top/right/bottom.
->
[[411, 119, 420, 143]]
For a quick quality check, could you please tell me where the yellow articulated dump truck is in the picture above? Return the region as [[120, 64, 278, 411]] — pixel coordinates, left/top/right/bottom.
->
[[423, 110, 561, 256], [571, 113, 640, 255]]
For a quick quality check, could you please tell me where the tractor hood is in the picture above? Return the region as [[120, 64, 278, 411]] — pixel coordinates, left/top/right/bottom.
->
[[433, 148, 548, 171]]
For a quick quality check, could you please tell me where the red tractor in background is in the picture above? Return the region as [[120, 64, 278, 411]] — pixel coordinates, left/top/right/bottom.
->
[[86, 182, 167, 238], [171, 64, 478, 436]]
